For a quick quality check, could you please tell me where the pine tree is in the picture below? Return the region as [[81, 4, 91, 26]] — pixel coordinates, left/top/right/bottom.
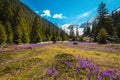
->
[[112, 11, 120, 40], [21, 16, 30, 43], [15, 25, 23, 44], [97, 2, 108, 18], [115, 23, 120, 39], [105, 17, 114, 35], [92, 2, 109, 42], [91, 20, 98, 41], [76, 27, 79, 37], [45, 24, 52, 41], [84, 26, 91, 36], [0, 23, 7, 45], [68, 25, 74, 40], [60, 30, 66, 41], [51, 30, 57, 43], [5, 21, 13, 44], [30, 16, 42, 43], [13, 6, 23, 44], [97, 1, 109, 32]]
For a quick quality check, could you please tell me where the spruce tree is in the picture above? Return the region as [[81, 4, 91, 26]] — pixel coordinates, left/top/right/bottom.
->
[[68, 25, 74, 40], [5, 21, 13, 44], [15, 26, 22, 44], [76, 27, 79, 40], [97, 1, 109, 33], [51, 30, 57, 43], [84, 26, 91, 36], [31, 16, 42, 43], [104, 17, 114, 35], [97, 2, 108, 18], [115, 23, 120, 39], [0, 23, 7, 45], [92, 2, 109, 42]]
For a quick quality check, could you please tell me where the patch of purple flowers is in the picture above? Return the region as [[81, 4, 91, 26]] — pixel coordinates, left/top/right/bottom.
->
[[40, 55, 120, 80]]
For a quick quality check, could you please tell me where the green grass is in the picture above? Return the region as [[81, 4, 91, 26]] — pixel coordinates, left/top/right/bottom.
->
[[0, 43, 120, 80]]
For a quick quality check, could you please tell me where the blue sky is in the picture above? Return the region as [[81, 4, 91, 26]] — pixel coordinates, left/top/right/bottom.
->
[[20, 0, 120, 27]]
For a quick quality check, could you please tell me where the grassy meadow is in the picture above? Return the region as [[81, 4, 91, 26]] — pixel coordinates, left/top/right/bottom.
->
[[0, 42, 120, 80]]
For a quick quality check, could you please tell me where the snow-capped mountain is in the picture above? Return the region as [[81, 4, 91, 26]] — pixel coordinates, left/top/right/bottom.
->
[[80, 21, 92, 28], [61, 24, 84, 35], [61, 17, 96, 35], [80, 17, 97, 32], [61, 24, 71, 35], [113, 7, 120, 14]]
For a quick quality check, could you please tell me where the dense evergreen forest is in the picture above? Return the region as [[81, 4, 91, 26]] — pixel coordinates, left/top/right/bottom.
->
[[0, 0, 68, 45]]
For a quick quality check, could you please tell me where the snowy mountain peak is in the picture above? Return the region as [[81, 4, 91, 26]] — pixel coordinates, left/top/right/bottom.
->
[[116, 8, 120, 12], [113, 7, 120, 14], [61, 24, 84, 35]]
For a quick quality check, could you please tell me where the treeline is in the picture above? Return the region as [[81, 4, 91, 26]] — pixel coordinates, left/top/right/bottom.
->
[[84, 2, 120, 43], [0, 0, 68, 45]]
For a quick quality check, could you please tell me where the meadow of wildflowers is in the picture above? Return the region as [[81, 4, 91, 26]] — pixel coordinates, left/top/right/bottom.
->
[[31, 54, 120, 80], [0, 42, 120, 80]]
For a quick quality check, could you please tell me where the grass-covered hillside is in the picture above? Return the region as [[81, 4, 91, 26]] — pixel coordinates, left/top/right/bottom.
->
[[0, 42, 120, 80]]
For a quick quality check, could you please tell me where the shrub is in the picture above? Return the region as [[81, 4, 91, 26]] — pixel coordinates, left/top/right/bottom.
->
[[97, 28, 108, 44]]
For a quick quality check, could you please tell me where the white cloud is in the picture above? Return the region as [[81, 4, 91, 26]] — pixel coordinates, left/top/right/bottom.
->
[[35, 11, 39, 14], [77, 11, 91, 19], [70, 8, 96, 24], [41, 10, 51, 17], [53, 13, 65, 19]]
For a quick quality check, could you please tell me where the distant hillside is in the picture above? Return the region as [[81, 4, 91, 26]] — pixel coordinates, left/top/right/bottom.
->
[[0, 0, 68, 45]]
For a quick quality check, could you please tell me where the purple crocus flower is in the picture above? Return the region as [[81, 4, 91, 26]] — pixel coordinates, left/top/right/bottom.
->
[[54, 71, 59, 77], [89, 69, 93, 74], [95, 73, 99, 80], [28, 73, 33, 78], [100, 71, 104, 79], [100, 75, 104, 79], [114, 69, 117, 73], [77, 67, 81, 74], [86, 78, 90, 80], [52, 67, 56, 71], [46, 70, 53, 75], [89, 64, 94, 70], [41, 75, 45, 79], [55, 66, 59, 69], [114, 74, 118, 79], [87, 73, 91, 77], [104, 71, 111, 77], [65, 60, 68, 65], [100, 71, 103, 74], [95, 68, 99, 72], [64, 76, 67, 80]]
